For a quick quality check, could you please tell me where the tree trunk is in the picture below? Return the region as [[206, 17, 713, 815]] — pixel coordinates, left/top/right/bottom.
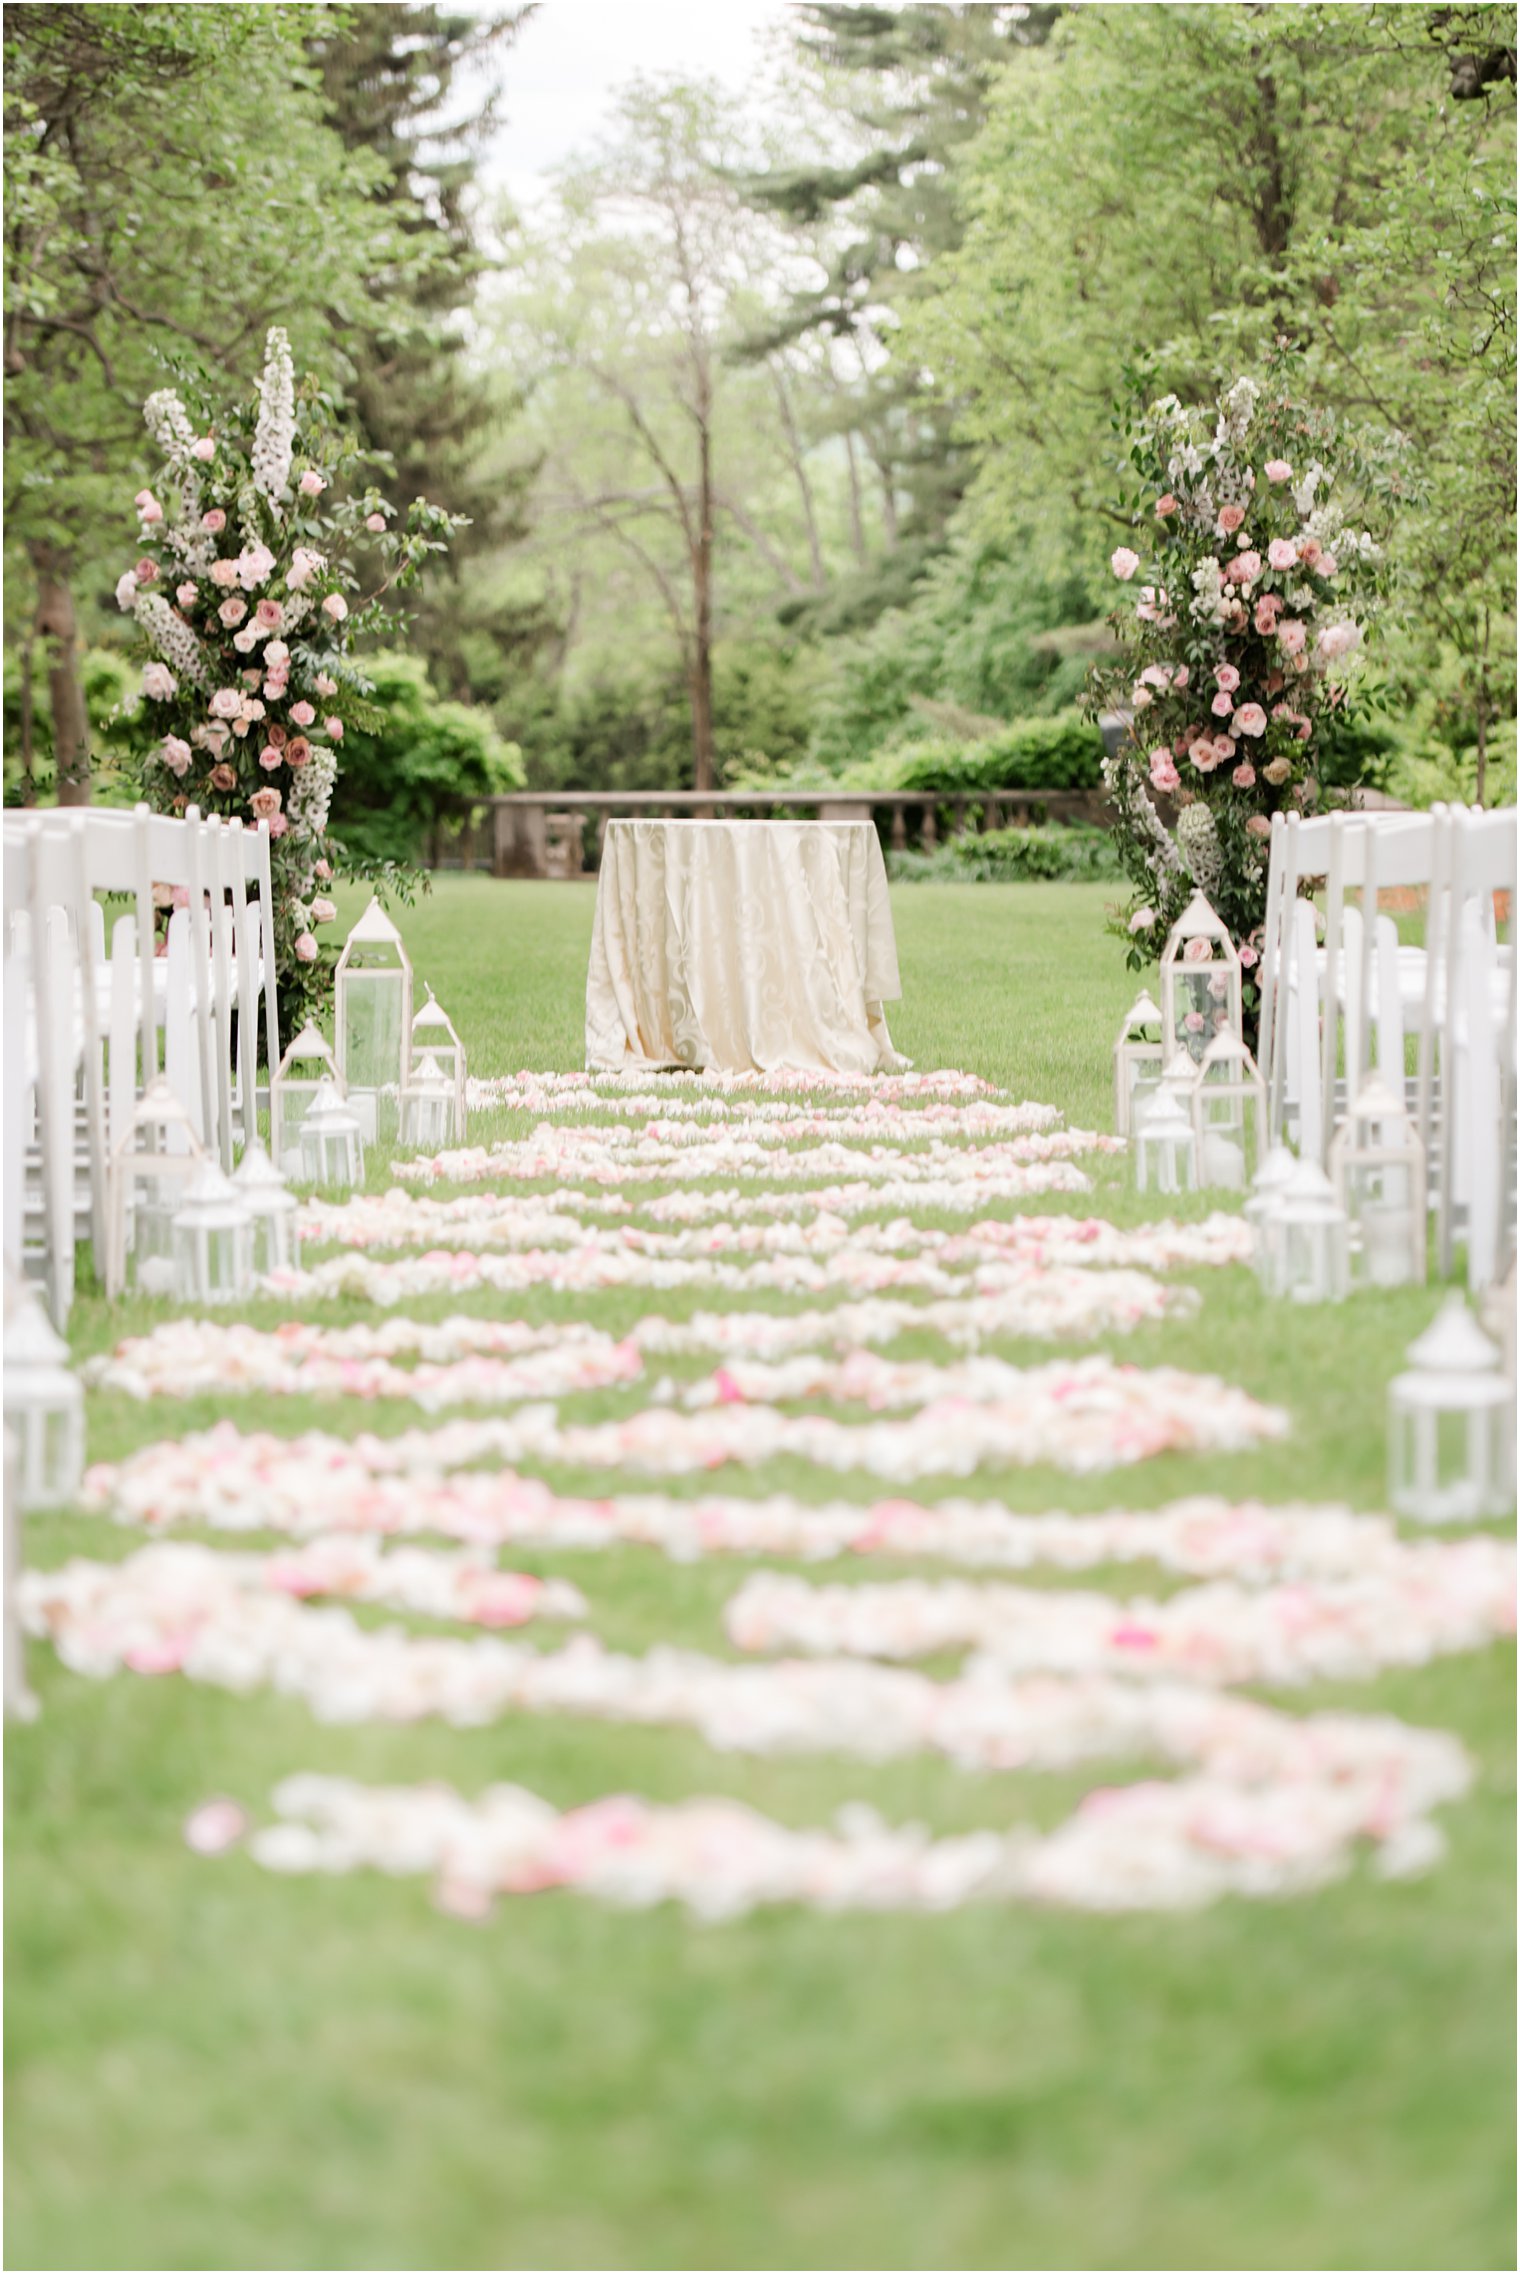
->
[[691, 388, 716, 801], [843, 428, 867, 565], [771, 365, 825, 592], [18, 627, 36, 807], [30, 542, 90, 805], [1474, 604, 1490, 808]]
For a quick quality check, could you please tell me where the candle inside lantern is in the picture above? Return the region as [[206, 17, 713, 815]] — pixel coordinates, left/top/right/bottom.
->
[[1200, 1129, 1246, 1190], [1360, 1199, 1414, 1288]]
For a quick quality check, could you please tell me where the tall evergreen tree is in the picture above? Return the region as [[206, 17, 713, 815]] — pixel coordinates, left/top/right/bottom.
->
[[741, 3, 1059, 632], [313, 5, 546, 701]]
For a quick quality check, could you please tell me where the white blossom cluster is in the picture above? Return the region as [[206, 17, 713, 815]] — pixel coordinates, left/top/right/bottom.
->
[[287, 744, 336, 836], [1189, 555, 1230, 626], [133, 592, 210, 687], [251, 327, 295, 503]]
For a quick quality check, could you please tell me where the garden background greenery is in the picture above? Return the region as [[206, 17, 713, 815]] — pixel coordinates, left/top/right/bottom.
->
[[4, 3, 1516, 831]]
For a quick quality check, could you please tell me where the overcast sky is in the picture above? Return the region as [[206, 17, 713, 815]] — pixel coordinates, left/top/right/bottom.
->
[[482, 0, 799, 211]]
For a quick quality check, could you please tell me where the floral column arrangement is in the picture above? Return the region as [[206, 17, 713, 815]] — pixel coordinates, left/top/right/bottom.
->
[[1095, 362, 1398, 1040], [119, 329, 461, 1037]]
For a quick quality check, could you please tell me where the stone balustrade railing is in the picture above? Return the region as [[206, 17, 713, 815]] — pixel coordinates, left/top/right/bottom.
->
[[425, 787, 1110, 879]]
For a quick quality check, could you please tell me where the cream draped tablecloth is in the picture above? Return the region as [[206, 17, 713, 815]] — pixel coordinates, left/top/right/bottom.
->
[[585, 819, 906, 1074]]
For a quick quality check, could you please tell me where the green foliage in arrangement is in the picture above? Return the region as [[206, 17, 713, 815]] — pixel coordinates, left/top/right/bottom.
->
[[333, 652, 524, 862]]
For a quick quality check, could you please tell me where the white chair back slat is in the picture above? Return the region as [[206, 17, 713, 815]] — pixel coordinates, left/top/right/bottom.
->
[[33, 902, 77, 1324], [1375, 914, 1406, 1099], [1289, 896, 1323, 1160], [3, 924, 30, 1274], [163, 910, 197, 1154], [108, 915, 138, 1152]]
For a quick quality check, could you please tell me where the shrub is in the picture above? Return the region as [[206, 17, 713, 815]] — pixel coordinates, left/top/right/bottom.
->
[[893, 710, 1105, 795], [334, 651, 524, 863], [889, 823, 1121, 883]]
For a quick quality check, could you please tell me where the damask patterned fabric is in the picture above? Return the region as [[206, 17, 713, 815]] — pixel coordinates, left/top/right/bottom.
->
[[585, 821, 905, 1074]]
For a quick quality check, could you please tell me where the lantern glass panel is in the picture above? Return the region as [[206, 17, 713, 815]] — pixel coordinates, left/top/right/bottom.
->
[[300, 1081, 364, 1190], [1330, 1081, 1426, 1290], [232, 1146, 300, 1276], [1160, 893, 1243, 1067], [172, 1168, 255, 1307], [400, 1054, 453, 1151], [271, 1025, 341, 1178], [1389, 1386, 1514, 1522], [1192, 1038, 1264, 1191], [1112, 992, 1165, 1138], [1133, 1089, 1198, 1196]]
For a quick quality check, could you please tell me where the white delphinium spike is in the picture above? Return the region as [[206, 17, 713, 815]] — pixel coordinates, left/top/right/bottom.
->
[[251, 327, 296, 504], [133, 593, 210, 688]]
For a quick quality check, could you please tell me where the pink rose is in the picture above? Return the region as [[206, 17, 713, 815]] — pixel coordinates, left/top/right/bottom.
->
[[1277, 619, 1307, 656], [1110, 547, 1141, 581], [142, 663, 177, 700], [1233, 703, 1268, 737], [267, 813, 289, 839], [290, 700, 316, 727], [134, 489, 162, 523], [315, 859, 333, 881], [1254, 594, 1283, 635], [1246, 814, 1272, 839], [1229, 551, 1262, 586], [285, 736, 311, 768], [1297, 537, 1322, 567], [249, 786, 282, 820], [1189, 739, 1220, 772], [264, 639, 290, 665], [1173, 665, 1189, 689], [133, 557, 158, 586], [1215, 664, 1240, 693], [210, 559, 241, 589], [321, 592, 349, 622], [286, 549, 325, 592], [114, 570, 139, 612], [1210, 690, 1234, 718], [237, 543, 276, 590], [365, 513, 386, 533], [1317, 620, 1360, 661], [324, 717, 344, 741], [201, 509, 227, 534], [1131, 685, 1152, 709], [1267, 538, 1297, 571], [266, 724, 287, 749], [161, 735, 192, 777], [1264, 459, 1293, 483], [1212, 736, 1237, 763], [233, 627, 259, 654], [209, 687, 243, 719], [1319, 553, 1338, 578], [315, 674, 338, 697], [299, 471, 327, 497], [1184, 1011, 1206, 1033], [209, 763, 237, 792], [192, 437, 217, 462], [294, 930, 319, 962], [258, 746, 283, 772], [1149, 752, 1180, 793], [310, 897, 337, 923], [218, 597, 247, 627], [1264, 756, 1293, 786], [1155, 495, 1177, 517], [1183, 936, 1214, 965], [263, 679, 287, 703], [1139, 663, 1171, 690], [1238, 942, 1259, 969], [1232, 761, 1256, 789], [255, 598, 284, 631], [176, 581, 199, 607], [1216, 504, 1245, 534]]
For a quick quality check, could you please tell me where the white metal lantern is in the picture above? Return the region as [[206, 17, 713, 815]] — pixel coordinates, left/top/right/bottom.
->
[[271, 1023, 342, 1179], [1133, 1074, 1199, 1196], [1159, 892, 1243, 1068], [399, 1051, 455, 1153], [106, 1077, 205, 1298], [410, 986, 468, 1141], [335, 898, 412, 1144], [3, 1276, 84, 1510], [1260, 1156, 1349, 1305], [1113, 989, 1165, 1138], [1328, 1077, 1427, 1290], [232, 1142, 301, 1277], [172, 1161, 256, 1307], [1245, 1144, 1298, 1282], [1190, 1031, 1265, 1192], [1388, 1296, 1515, 1523], [1480, 1259, 1516, 1385], [300, 1077, 365, 1190]]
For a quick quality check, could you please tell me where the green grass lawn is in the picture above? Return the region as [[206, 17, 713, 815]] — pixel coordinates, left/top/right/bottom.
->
[[7, 880, 1515, 2272]]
